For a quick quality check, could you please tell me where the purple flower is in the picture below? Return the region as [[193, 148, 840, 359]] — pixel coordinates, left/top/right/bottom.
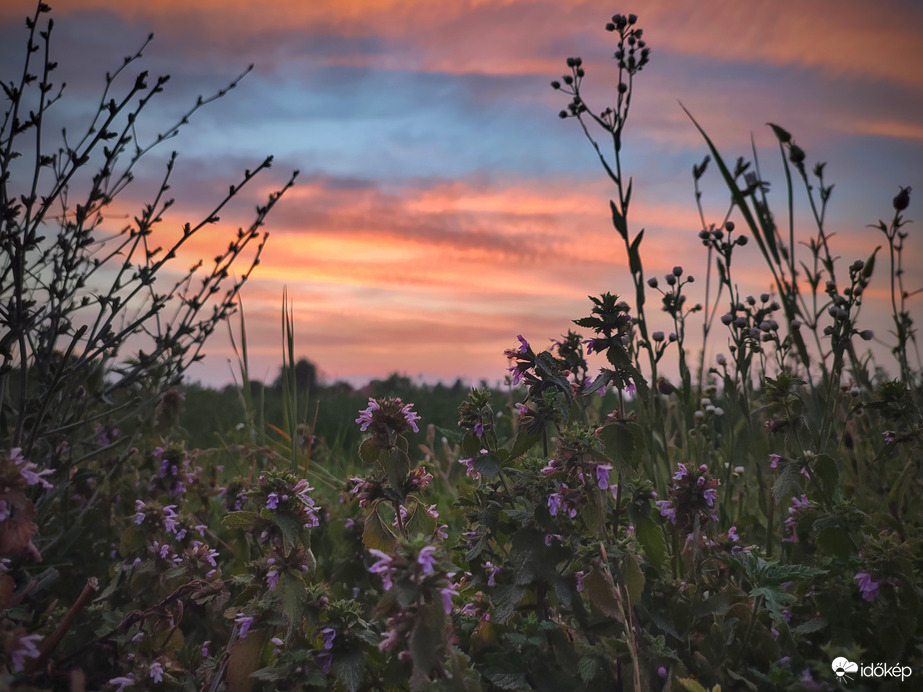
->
[[368, 549, 394, 590], [703, 488, 717, 507], [672, 463, 689, 481], [150, 661, 164, 683], [321, 627, 336, 650], [883, 430, 896, 443], [11, 448, 53, 489], [266, 568, 279, 591], [266, 492, 279, 510], [548, 492, 563, 517], [10, 633, 41, 672], [162, 505, 178, 533], [235, 613, 255, 639], [508, 365, 524, 386], [516, 334, 530, 354], [0, 501, 8, 522], [484, 561, 500, 587], [355, 398, 381, 431], [514, 402, 529, 416], [201, 640, 211, 658], [657, 666, 667, 678], [656, 499, 677, 524], [474, 422, 484, 438], [109, 676, 135, 692], [855, 572, 880, 602], [575, 571, 584, 593], [769, 454, 781, 469], [583, 338, 596, 354], [595, 463, 612, 490], [728, 526, 739, 542], [800, 465, 811, 480], [401, 402, 421, 433], [417, 545, 438, 574], [440, 586, 458, 614]]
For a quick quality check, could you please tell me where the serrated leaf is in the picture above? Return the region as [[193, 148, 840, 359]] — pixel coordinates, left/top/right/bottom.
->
[[488, 672, 529, 690], [816, 525, 853, 560], [472, 452, 501, 480], [387, 447, 410, 502], [362, 506, 396, 552], [597, 422, 642, 476], [813, 453, 839, 499], [578, 656, 600, 683], [331, 649, 366, 692], [771, 463, 803, 502]]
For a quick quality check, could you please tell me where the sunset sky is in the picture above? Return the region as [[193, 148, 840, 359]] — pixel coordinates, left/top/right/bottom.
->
[[2, 0, 921, 388]]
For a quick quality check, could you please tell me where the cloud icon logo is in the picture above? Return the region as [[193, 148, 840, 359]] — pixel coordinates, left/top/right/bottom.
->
[[831, 657, 859, 680]]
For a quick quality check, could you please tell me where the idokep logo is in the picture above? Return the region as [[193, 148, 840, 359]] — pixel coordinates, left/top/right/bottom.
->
[[831, 657, 914, 684]]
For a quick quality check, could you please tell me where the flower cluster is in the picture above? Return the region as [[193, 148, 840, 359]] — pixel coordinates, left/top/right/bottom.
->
[[367, 541, 458, 676], [656, 462, 720, 532], [356, 397, 421, 445]]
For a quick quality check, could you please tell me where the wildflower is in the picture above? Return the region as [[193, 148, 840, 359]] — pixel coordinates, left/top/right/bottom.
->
[[484, 561, 500, 587], [575, 571, 584, 592], [201, 641, 211, 657], [321, 627, 336, 650], [417, 545, 438, 574], [594, 462, 612, 490], [728, 526, 739, 542], [582, 338, 596, 354], [379, 627, 401, 652], [266, 492, 279, 510], [508, 365, 524, 386], [266, 568, 279, 591], [548, 492, 563, 517], [355, 398, 381, 431], [235, 613, 255, 639], [458, 454, 483, 480], [10, 448, 53, 489], [855, 572, 880, 602], [150, 661, 164, 684], [514, 402, 529, 416], [656, 499, 677, 524], [162, 505, 179, 533], [516, 334, 530, 354], [109, 676, 135, 691], [672, 463, 689, 481], [883, 430, 896, 443], [10, 633, 42, 672], [400, 402, 421, 433], [769, 454, 781, 469], [474, 422, 484, 438], [369, 549, 395, 590], [440, 586, 458, 614]]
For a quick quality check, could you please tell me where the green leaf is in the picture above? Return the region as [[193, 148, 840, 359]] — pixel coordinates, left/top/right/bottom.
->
[[771, 463, 803, 503], [621, 553, 645, 605], [331, 649, 367, 692], [387, 447, 410, 502], [358, 437, 379, 464], [491, 584, 525, 623], [582, 568, 622, 620], [633, 516, 667, 572], [508, 429, 539, 460], [472, 452, 501, 480], [597, 421, 642, 476], [221, 511, 259, 529], [677, 678, 710, 692], [487, 672, 529, 690], [813, 453, 839, 499], [578, 656, 601, 684], [362, 506, 396, 552], [582, 487, 607, 538]]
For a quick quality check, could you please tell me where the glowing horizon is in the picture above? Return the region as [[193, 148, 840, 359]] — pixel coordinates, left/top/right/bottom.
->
[[1, 0, 920, 389]]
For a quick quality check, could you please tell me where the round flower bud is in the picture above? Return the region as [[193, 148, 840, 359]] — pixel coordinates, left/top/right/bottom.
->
[[716, 353, 727, 366], [725, 221, 735, 232], [672, 265, 683, 276], [859, 329, 874, 341], [647, 277, 659, 288], [720, 313, 733, 325], [736, 235, 749, 246], [652, 331, 665, 342]]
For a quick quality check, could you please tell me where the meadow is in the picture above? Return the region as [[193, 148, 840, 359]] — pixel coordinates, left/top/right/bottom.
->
[[1, 4, 920, 691]]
